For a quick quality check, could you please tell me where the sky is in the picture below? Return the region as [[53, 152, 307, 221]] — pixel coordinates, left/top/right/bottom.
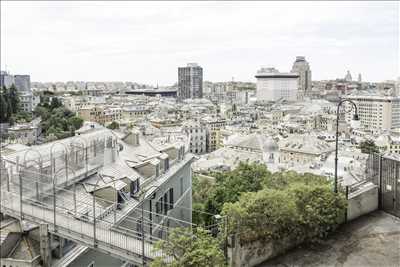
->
[[1, 1, 399, 85]]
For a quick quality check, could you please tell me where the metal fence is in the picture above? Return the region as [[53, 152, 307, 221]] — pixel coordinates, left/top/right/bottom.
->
[[365, 154, 400, 217]]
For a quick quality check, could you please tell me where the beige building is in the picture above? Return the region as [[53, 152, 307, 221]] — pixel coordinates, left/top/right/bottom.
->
[[343, 94, 400, 132], [122, 106, 151, 122], [200, 117, 226, 152], [78, 105, 122, 125]]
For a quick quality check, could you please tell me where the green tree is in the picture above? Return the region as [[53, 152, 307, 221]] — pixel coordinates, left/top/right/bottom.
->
[[204, 163, 271, 215], [0, 92, 8, 123], [50, 97, 62, 110], [151, 227, 225, 267], [67, 116, 84, 131], [107, 121, 120, 130], [359, 139, 379, 154]]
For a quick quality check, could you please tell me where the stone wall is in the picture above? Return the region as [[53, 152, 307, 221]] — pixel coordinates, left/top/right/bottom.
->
[[347, 183, 378, 221], [228, 184, 379, 266], [228, 235, 300, 267]]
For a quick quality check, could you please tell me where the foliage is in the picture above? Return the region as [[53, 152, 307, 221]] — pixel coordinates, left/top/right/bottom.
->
[[0, 85, 20, 123], [107, 121, 120, 130], [191, 176, 214, 225], [359, 139, 379, 154], [150, 227, 225, 267], [34, 96, 83, 141], [11, 111, 33, 123], [206, 163, 270, 215], [222, 172, 347, 244]]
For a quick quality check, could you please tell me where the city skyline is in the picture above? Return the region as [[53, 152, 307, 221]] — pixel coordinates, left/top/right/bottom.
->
[[1, 1, 398, 84]]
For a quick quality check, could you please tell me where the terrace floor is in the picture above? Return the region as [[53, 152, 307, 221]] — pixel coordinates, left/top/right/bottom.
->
[[260, 211, 400, 267]]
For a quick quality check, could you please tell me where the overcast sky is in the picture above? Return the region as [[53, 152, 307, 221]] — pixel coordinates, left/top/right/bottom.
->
[[1, 1, 398, 85]]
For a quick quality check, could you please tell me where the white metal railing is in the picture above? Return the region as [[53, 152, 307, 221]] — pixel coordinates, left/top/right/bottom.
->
[[0, 189, 172, 264]]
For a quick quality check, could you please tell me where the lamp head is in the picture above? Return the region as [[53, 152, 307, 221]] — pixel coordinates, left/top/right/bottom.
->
[[351, 113, 361, 129]]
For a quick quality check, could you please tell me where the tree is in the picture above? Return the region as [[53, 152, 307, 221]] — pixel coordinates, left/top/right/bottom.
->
[[0, 92, 8, 123], [67, 116, 84, 131], [151, 227, 225, 267], [107, 121, 120, 130], [203, 163, 271, 215], [33, 97, 83, 141], [50, 97, 62, 110], [359, 139, 379, 154]]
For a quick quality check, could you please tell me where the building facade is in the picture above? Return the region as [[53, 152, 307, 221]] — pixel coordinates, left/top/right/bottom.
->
[[78, 105, 122, 125], [343, 94, 400, 132], [178, 63, 203, 100], [183, 121, 207, 154], [201, 117, 226, 152], [291, 56, 312, 97], [14, 74, 31, 92], [255, 67, 299, 102]]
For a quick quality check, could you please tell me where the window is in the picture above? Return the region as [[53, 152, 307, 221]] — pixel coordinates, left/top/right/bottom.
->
[[163, 192, 168, 214], [156, 200, 161, 214], [169, 188, 174, 209]]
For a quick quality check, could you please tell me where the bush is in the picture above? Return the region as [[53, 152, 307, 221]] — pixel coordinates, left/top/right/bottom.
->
[[107, 121, 120, 130], [222, 172, 347, 245], [151, 227, 225, 267]]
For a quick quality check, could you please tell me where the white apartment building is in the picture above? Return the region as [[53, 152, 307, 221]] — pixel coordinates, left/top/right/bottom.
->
[[343, 94, 400, 132], [255, 67, 299, 102], [183, 120, 207, 154]]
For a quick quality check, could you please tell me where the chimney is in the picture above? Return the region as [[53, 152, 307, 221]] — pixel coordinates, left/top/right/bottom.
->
[[125, 130, 140, 146]]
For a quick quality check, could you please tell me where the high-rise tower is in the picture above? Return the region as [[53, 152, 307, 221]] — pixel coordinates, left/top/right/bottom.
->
[[178, 63, 203, 100], [291, 56, 312, 97]]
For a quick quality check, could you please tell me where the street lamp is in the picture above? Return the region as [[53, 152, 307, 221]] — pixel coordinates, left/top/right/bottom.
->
[[334, 99, 360, 193]]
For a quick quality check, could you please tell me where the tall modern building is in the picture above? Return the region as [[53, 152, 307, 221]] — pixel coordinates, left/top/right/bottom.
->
[[14, 74, 31, 92], [345, 70, 352, 82], [178, 63, 203, 100], [255, 67, 299, 102], [291, 56, 312, 97]]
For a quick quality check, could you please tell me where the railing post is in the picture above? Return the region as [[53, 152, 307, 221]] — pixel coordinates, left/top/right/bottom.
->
[[7, 167, 11, 192], [52, 158, 57, 232], [378, 155, 383, 210], [74, 183, 77, 216], [65, 153, 69, 185], [17, 156, 23, 220], [142, 201, 145, 266], [85, 147, 89, 177], [345, 186, 349, 223], [93, 194, 97, 247]]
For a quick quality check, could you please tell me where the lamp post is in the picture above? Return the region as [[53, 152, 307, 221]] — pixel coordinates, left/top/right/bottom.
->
[[334, 99, 360, 193]]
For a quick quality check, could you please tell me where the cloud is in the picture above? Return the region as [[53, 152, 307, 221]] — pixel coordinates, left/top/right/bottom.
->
[[1, 1, 398, 84]]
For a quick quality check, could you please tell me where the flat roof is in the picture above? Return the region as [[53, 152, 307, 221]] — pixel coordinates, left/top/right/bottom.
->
[[255, 74, 299, 79]]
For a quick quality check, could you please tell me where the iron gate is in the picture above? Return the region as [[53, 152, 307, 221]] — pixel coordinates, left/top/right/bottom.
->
[[367, 154, 400, 217]]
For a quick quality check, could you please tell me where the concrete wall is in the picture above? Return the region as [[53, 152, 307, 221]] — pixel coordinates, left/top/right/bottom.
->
[[228, 184, 379, 267], [228, 235, 299, 267], [347, 183, 378, 221]]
